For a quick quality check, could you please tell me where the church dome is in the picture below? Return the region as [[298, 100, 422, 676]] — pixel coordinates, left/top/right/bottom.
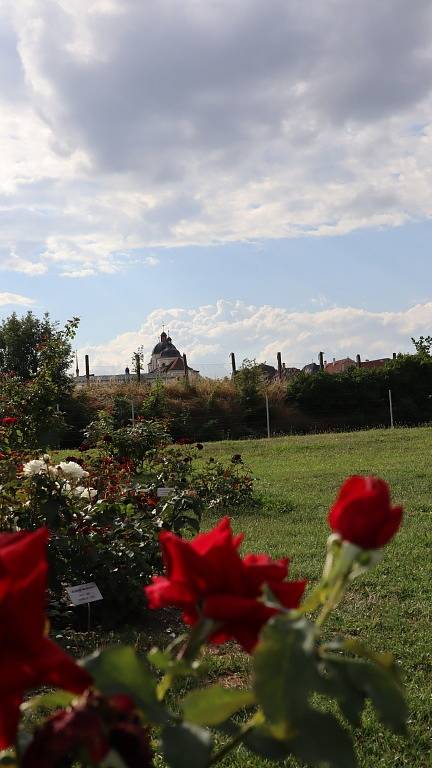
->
[[161, 343, 181, 357], [151, 331, 180, 357]]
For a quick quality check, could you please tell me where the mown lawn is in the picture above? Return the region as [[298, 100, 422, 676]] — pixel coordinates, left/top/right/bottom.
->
[[64, 427, 432, 767]]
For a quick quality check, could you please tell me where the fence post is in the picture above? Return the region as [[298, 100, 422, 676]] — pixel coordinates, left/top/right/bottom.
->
[[85, 355, 90, 385], [265, 393, 271, 438], [319, 351, 324, 371], [388, 389, 394, 429], [277, 352, 282, 380], [230, 352, 237, 377], [183, 354, 189, 382], [356, 354, 361, 368]]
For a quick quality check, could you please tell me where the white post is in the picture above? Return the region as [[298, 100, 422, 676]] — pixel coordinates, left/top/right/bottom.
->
[[131, 401, 135, 426], [265, 393, 271, 438], [388, 389, 394, 429]]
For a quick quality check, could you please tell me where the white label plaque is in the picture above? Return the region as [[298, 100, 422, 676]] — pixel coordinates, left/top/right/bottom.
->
[[66, 582, 103, 606], [157, 487, 175, 497]]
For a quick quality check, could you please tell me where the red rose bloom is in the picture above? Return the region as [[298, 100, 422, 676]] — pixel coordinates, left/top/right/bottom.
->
[[22, 692, 152, 768], [0, 529, 92, 749], [328, 476, 403, 549], [0, 417, 17, 426], [145, 517, 306, 652]]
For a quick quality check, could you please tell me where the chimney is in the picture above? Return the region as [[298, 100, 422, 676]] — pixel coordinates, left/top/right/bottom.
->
[[356, 354, 361, 368]]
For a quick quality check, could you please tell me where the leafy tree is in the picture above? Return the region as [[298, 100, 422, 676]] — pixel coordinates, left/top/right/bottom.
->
[[411, 335, 432, 358], [0, 314, 80, 447], [0, 312, 79, 384]]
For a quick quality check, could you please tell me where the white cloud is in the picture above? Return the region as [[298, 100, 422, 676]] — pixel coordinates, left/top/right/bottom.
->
[[144, 255, 160, 267], [76, 298, 431, 376], [0, 1, 432, 275], [0, 292, 35, 307]]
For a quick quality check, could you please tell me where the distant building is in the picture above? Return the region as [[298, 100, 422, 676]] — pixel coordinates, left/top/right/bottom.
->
[[302, 362, 321, 374], [75, 330, 199, 385], [147, 332, 199, 380], [324, 358, 355, 375], [359, 358, 391, 370]]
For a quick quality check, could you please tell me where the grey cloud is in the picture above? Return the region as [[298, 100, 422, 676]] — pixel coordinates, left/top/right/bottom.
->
[[1, 1, 432, 274], [21, 0, 432, 179]]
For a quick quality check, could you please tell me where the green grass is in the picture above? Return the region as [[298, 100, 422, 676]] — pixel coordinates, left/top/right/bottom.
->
[[63, 427, 432, 767]]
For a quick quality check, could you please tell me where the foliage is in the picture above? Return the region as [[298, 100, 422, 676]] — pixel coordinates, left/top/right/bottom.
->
[[0, 476, 408, 768], [286, 354, 432, 425], [0, 315, 80, 447], [411, 335, 432, 357]]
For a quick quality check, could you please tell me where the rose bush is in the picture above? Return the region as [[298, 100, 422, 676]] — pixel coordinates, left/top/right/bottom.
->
[[0, 474, 408, 768]]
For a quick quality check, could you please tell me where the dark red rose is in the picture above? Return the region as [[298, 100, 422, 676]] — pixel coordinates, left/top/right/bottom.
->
[[145, 518, 306, 652], [328, 476, 403, 549], [0, 453, 5, 461], [0, 417, 17, 426], [231, 454, 243, 465], [196, 443, 204, 450], [78, 443, 89, 452], [175, 437, 193, 445], [0, 529, 92, 749], [103, 434, 113, 444], [22, 692, 152, 768]]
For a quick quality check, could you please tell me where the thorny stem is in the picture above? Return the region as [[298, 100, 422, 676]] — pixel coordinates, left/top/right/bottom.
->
[[315, 576, 346, 629]]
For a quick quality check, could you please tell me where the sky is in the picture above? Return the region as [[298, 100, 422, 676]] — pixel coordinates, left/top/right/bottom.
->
[[1, 0, 432, 376]]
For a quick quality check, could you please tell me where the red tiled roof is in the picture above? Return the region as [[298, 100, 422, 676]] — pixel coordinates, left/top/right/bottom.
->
[[324, 358, 355, 374], [360, 358, 391, 369]]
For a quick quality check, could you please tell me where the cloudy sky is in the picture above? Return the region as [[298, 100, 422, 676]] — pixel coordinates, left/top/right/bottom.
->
[[1, 0, 432, 375]]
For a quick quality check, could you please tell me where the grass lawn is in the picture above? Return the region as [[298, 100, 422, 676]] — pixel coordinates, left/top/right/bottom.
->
[[62, 426, 432, 767]]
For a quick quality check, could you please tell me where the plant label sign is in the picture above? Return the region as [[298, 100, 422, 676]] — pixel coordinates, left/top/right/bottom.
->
[[157, 487, 175, 497], [66, 583, 103, 606]]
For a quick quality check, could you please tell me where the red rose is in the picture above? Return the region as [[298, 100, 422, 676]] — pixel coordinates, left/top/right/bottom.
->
[[22, 692, 152, 768], [0, 529, 92, 749], [328, 476, 403, 549], [0, 417, 17, 426], [145, 518, 306, 652]]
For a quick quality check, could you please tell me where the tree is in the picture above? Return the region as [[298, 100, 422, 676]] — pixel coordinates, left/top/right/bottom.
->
[[411, 335, 432, 358], [0, 314, 80, 447], [0, 312, 79, 384]]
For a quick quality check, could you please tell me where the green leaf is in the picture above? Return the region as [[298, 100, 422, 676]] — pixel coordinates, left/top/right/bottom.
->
[[253, 616, 319, 736], [243, 726, 291, 761], [161, 723, 212, 768], [325, 656, 407, 734], [290, 710, 357, 768], [83, 646, 169, 723], [182, 685, 255, 726], [147, 647, 193, 677], [20, 690, 75, 713]]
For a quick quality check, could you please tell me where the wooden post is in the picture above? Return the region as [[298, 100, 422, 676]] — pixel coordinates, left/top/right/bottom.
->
[[318, 351, 324, 371], [183, 354, 189, 382], [135, 354, 141, 383], [265, 393, 271, 438], [356, 354, 361, 368], [393, 352, 397, 360], [230, 352, 237, 377], [277, 352, 282, 380], [389, 389, 394, 428], [85, 355, 90, 385]]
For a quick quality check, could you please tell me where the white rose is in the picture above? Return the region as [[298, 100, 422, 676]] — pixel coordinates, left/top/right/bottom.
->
[[23, 459, 46, 477], [57, 462, 89, 480], [80, 488, 97, 500]]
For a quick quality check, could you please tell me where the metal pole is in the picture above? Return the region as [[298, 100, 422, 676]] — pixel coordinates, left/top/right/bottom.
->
[[265, 393, 271, 438], [85, 354, 90, 385], [388, 389, 394, 429]]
